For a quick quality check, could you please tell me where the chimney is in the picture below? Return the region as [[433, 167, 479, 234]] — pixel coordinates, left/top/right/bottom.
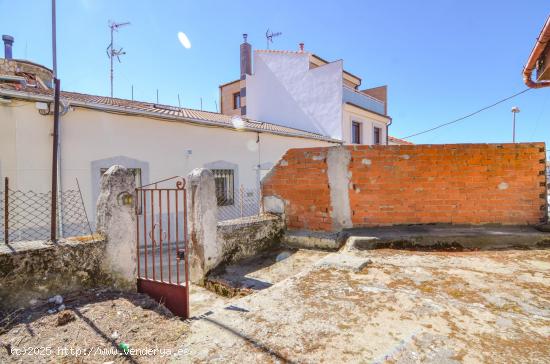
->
[[2, 35, 14, 59], [299, 43, 304, 52], [240, 33, 252, 78]]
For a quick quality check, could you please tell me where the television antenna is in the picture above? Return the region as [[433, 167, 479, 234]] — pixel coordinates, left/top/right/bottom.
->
[[106, 20, 130, 98], [265, 28, 282, 49]]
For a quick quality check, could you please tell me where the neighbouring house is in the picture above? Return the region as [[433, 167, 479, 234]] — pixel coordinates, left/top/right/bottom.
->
[[0, 35, 339, 234], [220, 35, 393, 145], [523, 15, 550, 88]]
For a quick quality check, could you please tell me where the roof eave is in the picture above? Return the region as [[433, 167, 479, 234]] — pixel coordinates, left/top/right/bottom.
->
[[0, 88, 341, 144]]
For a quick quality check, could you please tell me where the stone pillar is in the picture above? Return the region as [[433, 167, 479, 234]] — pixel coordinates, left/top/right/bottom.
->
[[327, 146, 352, 230], [96, 165, 136, 289], [187, 168, 219, 283]]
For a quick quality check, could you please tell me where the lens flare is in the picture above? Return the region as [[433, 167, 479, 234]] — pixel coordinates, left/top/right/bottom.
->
[[232, 116, 245, 129], [177, 32, 191, 49]]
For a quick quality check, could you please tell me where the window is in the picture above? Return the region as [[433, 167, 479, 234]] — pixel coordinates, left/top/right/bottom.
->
[[212, 169, 234, 206], [352, 121, 362, 144], [233, 92, 241, 109], [373, 126, 382, 145]]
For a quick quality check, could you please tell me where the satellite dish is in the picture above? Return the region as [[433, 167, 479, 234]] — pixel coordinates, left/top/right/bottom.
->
[[178, 32, 192, 49]]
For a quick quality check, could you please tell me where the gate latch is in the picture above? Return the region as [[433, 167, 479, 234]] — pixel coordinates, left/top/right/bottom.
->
[[176, 249, 185, 261]]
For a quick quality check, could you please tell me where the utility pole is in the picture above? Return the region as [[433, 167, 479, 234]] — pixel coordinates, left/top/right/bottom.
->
[[107, 21, 130, 98], [511, 106, 520, 143], [50, 0, 60, 242]]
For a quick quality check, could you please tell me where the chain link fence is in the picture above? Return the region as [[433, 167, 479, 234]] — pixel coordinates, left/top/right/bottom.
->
[[0, 178, 91, 244], [217, 185, 262, 222]]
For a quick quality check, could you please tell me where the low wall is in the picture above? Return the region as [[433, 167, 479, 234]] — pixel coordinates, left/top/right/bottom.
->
[[216, 214, 284, 265], [0, 237, 113, 310], [262, 143, 548, 232]]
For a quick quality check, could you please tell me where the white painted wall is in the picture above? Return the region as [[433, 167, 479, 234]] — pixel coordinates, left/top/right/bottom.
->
[[0, 100, 335, 226], [246, 52, 344, 140], [342, 104, 388, 145]]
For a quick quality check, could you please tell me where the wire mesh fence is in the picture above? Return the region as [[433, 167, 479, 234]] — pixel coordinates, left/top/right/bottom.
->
[[0, 177, 91, 244], [217, 185, 262, 222]]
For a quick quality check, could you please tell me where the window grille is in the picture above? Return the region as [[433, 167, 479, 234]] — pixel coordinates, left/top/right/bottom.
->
[[212, 169, 234, 206]]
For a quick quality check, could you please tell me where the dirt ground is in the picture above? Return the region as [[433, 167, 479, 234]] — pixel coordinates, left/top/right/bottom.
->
[[1, 247, 549, 363], [0, 289, 190, 363]]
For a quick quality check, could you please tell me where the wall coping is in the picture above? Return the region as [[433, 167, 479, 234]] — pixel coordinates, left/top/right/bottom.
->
[[0, 236, 103, 255], [217, 214, 280, 228]]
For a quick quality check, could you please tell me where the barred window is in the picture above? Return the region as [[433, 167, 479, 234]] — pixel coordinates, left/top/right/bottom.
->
[[212, 169, 234, 206]]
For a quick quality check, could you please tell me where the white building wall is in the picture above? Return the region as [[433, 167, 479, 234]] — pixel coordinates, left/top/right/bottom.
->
[[246, 52, 344, 140], [0, 100, 335, 225], [342, 104, 388, 145]]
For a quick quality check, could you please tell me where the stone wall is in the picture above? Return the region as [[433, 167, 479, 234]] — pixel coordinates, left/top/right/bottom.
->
[[262, 143, 548, 231], [0, 165, 139, 311], [217, 215, 284, 265], [0, 237, 110, 310], [0, 58, 54, 88], [187, 168, 285, 282]]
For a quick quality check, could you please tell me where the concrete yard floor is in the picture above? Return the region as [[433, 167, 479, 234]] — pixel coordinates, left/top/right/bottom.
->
[[207, 248, 330, 292], [183, 248, 550, 363], [189, 284, 233, 317]]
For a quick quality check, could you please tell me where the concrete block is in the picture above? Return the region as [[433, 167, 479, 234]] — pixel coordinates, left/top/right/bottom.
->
[[327, 146, 352, 230], [344, 225, 550, 251], [282, 230, 348, 250]]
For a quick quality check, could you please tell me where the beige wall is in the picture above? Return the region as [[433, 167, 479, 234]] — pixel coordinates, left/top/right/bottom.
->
[[342, 103, 389, 145], [0, 100, 335, 223]]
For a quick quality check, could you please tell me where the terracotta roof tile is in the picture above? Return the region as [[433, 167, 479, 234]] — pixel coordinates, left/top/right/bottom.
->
[[0, 83, 340, 142]]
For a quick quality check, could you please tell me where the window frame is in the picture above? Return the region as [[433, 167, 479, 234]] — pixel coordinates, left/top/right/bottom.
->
[[373, 125, 382, 145], [233, 92, 241, 110], [212, 169, 235, 206], [351, 121, 362, 144]]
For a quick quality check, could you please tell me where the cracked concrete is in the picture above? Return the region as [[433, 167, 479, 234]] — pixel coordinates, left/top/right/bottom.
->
[[181, 248, 550, 363]]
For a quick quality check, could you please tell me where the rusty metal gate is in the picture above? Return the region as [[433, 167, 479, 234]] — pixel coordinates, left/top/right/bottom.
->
[[135, 176, 189, 318]]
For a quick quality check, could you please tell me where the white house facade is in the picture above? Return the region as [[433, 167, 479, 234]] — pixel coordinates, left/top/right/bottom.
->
[[220, 36, 393, 146], [0, 55, 338, 229]]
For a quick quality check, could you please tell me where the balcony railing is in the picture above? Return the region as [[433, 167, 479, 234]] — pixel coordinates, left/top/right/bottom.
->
[[342, 86, 386, 115]]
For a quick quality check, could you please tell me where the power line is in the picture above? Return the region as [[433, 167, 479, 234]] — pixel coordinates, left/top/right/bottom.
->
[[402, 88, 532, 140]]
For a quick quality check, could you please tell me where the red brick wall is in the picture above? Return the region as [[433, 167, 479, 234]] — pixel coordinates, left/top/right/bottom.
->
[[262, 147, 332, 231], [262, 143, 547, 231]]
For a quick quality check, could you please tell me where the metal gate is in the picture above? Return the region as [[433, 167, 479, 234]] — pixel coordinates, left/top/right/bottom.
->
[[135, 176, 189, 318]]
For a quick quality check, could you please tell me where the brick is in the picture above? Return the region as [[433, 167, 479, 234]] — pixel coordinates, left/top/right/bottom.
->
[[262, 143, 547, 231]]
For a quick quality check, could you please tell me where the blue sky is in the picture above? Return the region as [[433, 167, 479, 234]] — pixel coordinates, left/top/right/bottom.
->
[[1, 0, 549, 145]]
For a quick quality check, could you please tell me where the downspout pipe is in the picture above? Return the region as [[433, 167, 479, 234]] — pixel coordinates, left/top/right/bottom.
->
[[386, 117, 392, 145], [523, 15, 550, 89]]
